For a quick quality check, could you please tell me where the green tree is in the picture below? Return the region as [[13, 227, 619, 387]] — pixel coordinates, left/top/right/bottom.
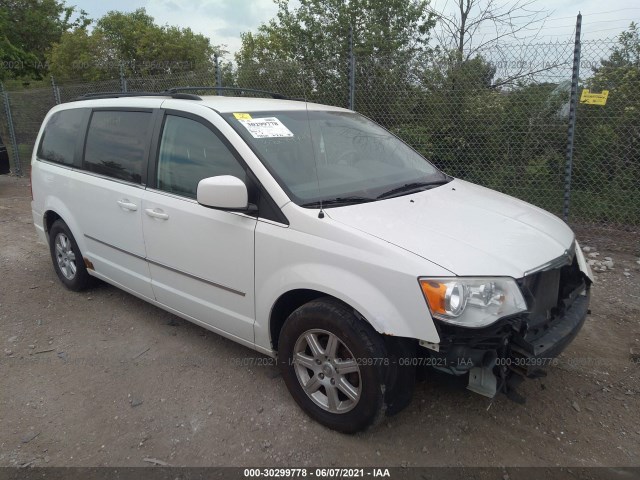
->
[[234, 31, 306, 97], [94, 9, 155, 66], [235, 0, 435, 107], [402, 54, 501, 178], [397, 51, 570, 216], [573, 23, 640, 224], [49, 8, 223, 81], [0, 0, 88, 79], [47, 28, 111, 81]]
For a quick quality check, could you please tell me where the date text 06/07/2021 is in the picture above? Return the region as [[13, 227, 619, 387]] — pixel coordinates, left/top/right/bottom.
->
[[243, 468, 391, 478]]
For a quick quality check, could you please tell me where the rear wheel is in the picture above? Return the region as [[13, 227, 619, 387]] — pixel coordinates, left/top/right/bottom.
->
[[278, 298, 388, 433], [49, 219, 91, 291]]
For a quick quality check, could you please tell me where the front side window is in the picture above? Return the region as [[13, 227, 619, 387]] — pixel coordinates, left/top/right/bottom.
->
[[38, 109, 86, 165], [222, 110, 447, 206], [84, 110, 152, 183], [156, 115, 245, 198]]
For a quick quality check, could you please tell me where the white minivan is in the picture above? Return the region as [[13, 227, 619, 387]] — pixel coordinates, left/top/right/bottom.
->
[[31, 89, 593, 433]]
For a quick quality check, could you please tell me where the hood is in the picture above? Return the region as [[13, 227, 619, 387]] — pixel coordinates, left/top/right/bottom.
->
[[325, 179, 574, 278]]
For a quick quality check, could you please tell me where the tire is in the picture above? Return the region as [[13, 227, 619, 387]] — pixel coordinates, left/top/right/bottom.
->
[[49, 219, 91, 291], [278, 297, 388, 433]]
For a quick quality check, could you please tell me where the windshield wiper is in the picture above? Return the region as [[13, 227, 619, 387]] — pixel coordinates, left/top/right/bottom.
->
[[300, 196, 376, 208], [376, 179, 451, 200]]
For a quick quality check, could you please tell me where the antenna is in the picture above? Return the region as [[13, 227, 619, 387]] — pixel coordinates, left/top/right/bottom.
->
[[300, 66, 324, 219]]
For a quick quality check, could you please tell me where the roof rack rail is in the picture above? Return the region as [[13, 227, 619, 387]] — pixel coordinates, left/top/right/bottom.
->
[[164, 86, 293, 100], [72, 91, 202, 101], [72, 87, 302, 103]]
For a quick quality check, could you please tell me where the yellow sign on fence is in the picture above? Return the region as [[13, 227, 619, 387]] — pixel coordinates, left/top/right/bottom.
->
[[580, 89, 609, 106]]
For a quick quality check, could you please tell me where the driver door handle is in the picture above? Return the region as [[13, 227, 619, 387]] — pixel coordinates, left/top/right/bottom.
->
[[145, 208, 169, 220]]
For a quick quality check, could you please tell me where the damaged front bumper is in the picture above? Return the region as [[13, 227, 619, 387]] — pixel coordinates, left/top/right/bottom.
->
[[419, 256, 591, 401]]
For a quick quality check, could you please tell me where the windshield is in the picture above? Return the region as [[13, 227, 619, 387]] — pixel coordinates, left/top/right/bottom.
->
[[221, 110, 447, 206]]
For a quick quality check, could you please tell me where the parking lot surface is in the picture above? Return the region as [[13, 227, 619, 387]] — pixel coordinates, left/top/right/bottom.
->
[[1, 175, 639, 467]]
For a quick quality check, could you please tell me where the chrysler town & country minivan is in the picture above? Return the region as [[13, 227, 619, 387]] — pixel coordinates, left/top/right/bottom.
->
[[31, 89, 593, 433]]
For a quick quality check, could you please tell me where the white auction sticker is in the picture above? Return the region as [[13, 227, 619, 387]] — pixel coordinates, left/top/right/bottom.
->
[[238, 117, 294, 138]]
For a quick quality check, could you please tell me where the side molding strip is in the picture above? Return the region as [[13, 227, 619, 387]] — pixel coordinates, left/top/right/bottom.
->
[[84, 234, 246, 297]]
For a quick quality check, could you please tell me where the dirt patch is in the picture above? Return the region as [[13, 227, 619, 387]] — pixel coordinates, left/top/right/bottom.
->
[[0, 175, 639, 467]]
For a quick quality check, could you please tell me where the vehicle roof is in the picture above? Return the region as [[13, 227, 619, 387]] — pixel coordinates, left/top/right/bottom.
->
[[61, 94, 351, 113], [199, 95, 350, 113]]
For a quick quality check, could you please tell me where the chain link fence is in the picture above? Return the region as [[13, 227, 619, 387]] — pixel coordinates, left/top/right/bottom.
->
[[0, 31, 638, 241], [572, 38, 639, 234]]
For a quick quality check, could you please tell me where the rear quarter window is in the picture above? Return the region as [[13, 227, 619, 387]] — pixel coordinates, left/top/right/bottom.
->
[[37, 109, 86, 166]]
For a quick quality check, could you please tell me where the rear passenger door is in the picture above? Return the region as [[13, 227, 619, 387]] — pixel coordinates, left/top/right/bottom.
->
[[77, 108, 155, 299], [141, 111, 257, 342]]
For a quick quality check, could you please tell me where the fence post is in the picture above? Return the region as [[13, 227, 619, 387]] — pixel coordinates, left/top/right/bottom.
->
[[0, 82, 22, 177], [214, 54, 222, 95], [50, 75, 61, 105], [563, 13, 582, 223], [119, 64, 127, 92], [348, 24, 356, 110]]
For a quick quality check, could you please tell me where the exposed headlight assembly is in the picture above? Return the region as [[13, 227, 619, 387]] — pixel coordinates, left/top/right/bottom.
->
[[419, 277, 527, 328]]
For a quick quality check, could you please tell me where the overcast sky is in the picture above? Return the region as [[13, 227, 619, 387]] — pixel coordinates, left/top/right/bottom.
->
[[72, 0, 640, 58]]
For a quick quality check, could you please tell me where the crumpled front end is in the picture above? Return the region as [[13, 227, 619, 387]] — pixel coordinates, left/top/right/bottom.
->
[[419, 244, 592, 401]]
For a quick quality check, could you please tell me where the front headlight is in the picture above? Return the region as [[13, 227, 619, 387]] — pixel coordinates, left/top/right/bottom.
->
[[419, 277, 527, 328]]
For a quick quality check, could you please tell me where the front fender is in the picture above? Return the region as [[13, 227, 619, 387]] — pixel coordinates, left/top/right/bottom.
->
[[254, 261, 441, 351]]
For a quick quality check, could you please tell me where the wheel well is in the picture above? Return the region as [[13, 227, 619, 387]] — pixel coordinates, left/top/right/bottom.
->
[[44, 210, 61, 237], [270, 289, 331, 351]]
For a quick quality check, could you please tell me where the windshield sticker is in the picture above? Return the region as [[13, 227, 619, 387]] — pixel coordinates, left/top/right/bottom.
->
[[233, 112, 252, 120], [237, 117, 294, 138]]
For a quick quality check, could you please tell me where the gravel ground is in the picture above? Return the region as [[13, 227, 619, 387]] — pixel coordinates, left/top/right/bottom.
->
[[1, 174, 639, 468]]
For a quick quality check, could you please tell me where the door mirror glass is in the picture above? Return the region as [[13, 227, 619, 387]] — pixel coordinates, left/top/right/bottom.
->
[[197, 175, 248, 210]]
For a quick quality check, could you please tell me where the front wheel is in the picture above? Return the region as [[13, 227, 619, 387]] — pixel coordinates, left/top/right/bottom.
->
[[278, 298, 388, 433], [49, 219, 91, 291]]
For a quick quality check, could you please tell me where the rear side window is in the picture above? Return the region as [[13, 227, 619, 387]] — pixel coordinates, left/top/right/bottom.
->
[[156, 115, 245, 198], [37, 109, 85, 165], [84, 110, 152, 184]]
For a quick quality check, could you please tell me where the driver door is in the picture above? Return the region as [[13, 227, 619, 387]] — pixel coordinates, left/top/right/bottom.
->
[[141, 111, 257, 342]]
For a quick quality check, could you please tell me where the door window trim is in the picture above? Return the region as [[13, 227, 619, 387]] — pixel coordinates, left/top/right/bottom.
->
[[148, 109, 289, 225]]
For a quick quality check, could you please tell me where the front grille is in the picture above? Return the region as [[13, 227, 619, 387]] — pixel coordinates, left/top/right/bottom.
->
[[518, 257, 586, 342]]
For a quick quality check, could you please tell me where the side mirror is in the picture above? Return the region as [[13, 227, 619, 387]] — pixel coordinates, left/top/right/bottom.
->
[[197, 175, 255, 212]]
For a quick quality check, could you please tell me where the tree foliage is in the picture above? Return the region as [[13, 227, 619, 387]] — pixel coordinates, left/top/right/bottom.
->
[[235, 0, 435, 103], [48, 8, 222, 81], [0, 0, 87, 80], [572, 23, 640, 222]]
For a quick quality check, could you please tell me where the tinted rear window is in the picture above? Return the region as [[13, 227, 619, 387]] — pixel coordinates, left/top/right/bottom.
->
[[37, 109, 86, 165], [84, 110, 152, 184]]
